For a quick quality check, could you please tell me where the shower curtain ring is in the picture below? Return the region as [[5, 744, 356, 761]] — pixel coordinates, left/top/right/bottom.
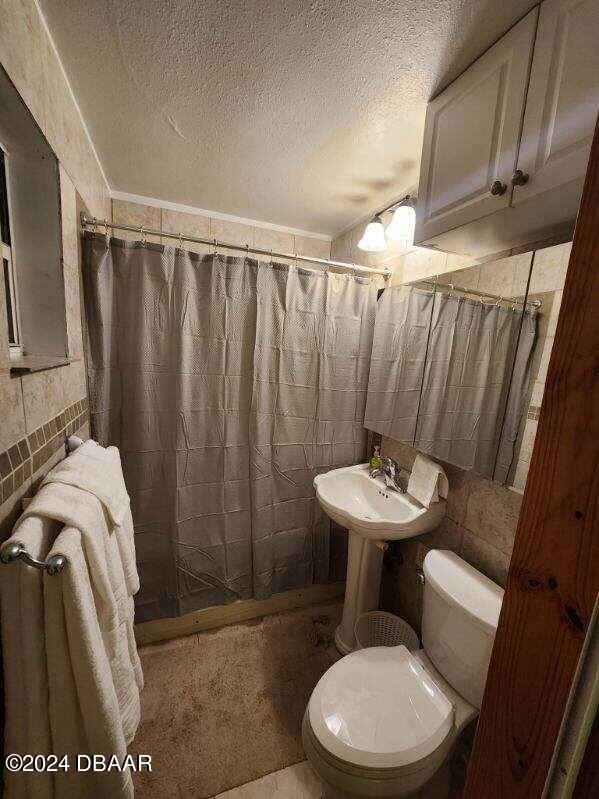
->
[[179, 231, 183, 247], [92, 217, 97, 234], [140, 226, 147, 244], [213, 238, 218, 256]]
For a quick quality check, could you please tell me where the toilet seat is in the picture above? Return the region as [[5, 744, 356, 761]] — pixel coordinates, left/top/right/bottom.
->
[[308, 645, 454, 770]]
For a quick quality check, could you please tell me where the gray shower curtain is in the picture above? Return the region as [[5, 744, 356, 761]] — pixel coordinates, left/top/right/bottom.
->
[[364, 287, 433, 442], [82, 233, 378, 621], [365, 286, 537, 480], [415, 291, 537, 478]]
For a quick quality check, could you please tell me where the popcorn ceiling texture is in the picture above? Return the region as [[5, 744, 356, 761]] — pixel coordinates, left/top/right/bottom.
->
[[39, 0, 536, 235]]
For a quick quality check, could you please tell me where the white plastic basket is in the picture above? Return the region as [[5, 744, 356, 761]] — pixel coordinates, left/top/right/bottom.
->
[[354, 611, 419, 651]]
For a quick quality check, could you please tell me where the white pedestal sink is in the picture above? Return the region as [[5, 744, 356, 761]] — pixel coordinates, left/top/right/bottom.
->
[[314, 464, 446, 654]]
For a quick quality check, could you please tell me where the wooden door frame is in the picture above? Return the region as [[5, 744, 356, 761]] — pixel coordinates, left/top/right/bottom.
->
[[464, 119, 599, 797]]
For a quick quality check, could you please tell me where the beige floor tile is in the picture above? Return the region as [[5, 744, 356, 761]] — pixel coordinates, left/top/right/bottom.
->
[[214, 762, 322, 799]]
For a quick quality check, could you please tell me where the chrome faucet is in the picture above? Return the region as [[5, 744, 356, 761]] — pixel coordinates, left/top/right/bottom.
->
[[370, 457, 406, 493]]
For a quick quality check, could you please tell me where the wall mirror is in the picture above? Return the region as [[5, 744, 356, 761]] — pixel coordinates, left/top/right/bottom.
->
[[502, 241, 570, 492], [365, 239, 572, 490]]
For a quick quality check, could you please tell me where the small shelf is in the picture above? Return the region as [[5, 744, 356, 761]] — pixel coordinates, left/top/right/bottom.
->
[[9, 355, 71, 375]]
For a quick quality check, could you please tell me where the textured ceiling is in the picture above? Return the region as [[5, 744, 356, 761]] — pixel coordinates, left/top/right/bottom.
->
[[39, 0, 536, 235]]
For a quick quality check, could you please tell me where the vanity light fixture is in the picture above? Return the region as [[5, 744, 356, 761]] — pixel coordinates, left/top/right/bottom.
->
[[357, 214, 387, 252], [385, 196, 416, 242], [356, 194, 417, 252]]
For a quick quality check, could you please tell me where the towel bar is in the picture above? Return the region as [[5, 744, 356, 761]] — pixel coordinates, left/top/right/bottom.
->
[[0, 435, 85, 574], [0, 541, 67, 574]]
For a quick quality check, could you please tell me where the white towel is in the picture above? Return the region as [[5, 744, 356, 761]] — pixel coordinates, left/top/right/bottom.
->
[[44, 526, 134, 798], [43, 440, 139, 596], [1, 441, 142, 798], [43, 440, 130, 526], [0, 516, 58, 799], [23, 483, 143, 742], [407, 454, 449, 508]]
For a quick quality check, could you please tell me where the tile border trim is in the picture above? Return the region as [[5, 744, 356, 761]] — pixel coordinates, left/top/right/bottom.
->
[[0, 396, 89, 505]]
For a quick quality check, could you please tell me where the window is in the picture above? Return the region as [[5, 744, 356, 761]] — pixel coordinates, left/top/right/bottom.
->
[[0, 63, 67, 369], [0, 147, 21, 357]]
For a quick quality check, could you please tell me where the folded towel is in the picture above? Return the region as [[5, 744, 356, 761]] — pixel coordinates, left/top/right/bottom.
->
[[0, 516, 59, 799], [45, 526, 134, 798], [407, 454, 449, 508], [43, 440, 130, 527], [22, 483, 143, 741], [1, 440, 142, 798], [42, 440, 139, 597]]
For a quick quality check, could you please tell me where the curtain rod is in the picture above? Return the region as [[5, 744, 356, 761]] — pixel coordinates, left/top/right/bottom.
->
[[80, 214, 391, 277], [419, 278, 542, 309]]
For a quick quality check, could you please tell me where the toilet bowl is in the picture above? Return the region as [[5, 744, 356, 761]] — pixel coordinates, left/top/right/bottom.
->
[[303, 550, 504, 798], [302, 646, 475, 798]]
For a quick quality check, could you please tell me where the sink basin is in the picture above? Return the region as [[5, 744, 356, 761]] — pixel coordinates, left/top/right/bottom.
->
[[314, 463, 446, 655], [314, 464, 445, 540]]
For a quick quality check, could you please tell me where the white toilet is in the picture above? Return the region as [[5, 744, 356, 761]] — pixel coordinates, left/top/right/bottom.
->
[[302, 549, 504, 798]]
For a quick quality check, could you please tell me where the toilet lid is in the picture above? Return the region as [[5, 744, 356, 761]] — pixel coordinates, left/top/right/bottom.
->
[[308, 645, 454, 769]]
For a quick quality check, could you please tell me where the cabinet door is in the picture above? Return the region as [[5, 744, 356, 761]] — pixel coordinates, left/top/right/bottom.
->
[[415, 9, 538, 244], [512, 0, 599, 208]]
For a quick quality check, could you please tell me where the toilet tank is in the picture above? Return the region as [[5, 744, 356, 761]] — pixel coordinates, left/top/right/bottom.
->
[[422, 550, 504, 709]]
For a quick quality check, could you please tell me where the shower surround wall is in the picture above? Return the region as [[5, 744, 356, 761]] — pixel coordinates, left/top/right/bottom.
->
[[0, 0, 109, 536], [111, 198, 331, 263]]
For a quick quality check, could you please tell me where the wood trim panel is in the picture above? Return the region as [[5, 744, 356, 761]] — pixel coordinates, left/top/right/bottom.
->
[[464, 118, 599, 797], [135, 581, 345, 646]]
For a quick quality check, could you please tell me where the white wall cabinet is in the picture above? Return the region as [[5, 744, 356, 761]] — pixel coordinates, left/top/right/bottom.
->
[[513, 0, 599, 208], [415, 0, 599, 259], [416, 9, 538, 243]]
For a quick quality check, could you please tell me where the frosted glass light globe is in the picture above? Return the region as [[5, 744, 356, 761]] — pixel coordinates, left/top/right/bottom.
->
[[386, 204, 416, 241], [357, 216, 387, 252]]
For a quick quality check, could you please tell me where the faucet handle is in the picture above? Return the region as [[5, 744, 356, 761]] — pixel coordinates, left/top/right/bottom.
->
[[381, 456, 399, 474], [380, 457, 407, 492]]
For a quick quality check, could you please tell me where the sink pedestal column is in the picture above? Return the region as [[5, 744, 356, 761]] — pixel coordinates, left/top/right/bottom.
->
[[335, 530, 385, 655]]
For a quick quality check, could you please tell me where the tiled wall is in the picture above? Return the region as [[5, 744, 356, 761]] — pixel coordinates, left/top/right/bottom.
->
[[378, 436, 521, 633], [0, 0, 109, 536], [0, 398, 90, 512], [110, 199, 331, 262]]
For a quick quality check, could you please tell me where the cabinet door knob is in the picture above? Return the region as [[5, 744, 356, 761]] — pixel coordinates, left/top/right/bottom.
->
[[511, 169, 529, 186], [490, 180, 507, 196]]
